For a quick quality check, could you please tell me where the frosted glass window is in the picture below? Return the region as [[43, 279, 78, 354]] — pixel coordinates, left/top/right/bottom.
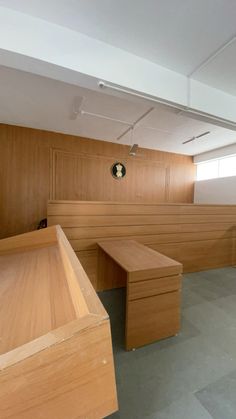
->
[[196, 160, 219, 180], [219, 155, 236, 178]]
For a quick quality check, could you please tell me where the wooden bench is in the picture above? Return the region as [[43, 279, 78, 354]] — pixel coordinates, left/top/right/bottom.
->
[[0, 226, 118, 419], [97, 239, 183, 350]]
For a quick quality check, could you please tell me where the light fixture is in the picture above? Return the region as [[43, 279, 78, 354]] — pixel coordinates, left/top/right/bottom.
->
[[182, 131, 211, 145], [129, 144, 139, 156], [98, 80, 236, 130]]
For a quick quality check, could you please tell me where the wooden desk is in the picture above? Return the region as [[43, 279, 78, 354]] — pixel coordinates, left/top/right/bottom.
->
[[0, 226, 118, 419], [98, 240, 183, 350]]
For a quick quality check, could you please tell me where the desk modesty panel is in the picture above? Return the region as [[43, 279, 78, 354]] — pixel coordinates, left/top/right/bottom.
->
[[0, 226, 118, 419], [47, 200, 236, 291], [97, 240, 182, 350]]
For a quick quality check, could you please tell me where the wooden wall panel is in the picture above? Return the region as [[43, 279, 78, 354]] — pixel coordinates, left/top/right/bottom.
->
[[47, 201, 236, 291], [0, 134, 50, 239], [51, 149, 170, 202], [0, 124, 194, 239]]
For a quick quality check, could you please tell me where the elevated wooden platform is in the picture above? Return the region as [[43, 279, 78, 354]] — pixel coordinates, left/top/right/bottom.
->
[[0, 226, 118, 419]]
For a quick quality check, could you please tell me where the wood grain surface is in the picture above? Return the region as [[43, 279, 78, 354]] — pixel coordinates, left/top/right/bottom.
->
[[0, 123, 194, 239], [48, 201, 236, 290], [0, 225, 118, 419]]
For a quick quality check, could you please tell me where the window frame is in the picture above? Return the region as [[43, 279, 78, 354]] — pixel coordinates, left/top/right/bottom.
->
[[196, 153, 236, 181]]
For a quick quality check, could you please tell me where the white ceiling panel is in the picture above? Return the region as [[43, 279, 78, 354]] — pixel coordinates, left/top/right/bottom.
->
[[123, 119, 236, 155], [193, 40, 236, 96], [81, 92, 148, 123], [0, 66, 149, 141], [1, 65, 236, 156]]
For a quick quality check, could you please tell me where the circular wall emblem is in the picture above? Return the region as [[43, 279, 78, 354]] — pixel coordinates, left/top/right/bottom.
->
[[111, 162, 126, 179]]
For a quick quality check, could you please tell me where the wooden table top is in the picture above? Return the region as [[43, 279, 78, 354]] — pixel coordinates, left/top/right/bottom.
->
[[97, 239, 182, 275]]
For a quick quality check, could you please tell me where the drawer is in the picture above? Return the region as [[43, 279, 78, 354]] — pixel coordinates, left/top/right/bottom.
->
[[128, 274, 181, 301], [126, 290, 181, 350]]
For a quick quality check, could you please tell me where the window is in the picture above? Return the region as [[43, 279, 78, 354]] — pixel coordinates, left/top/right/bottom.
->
[[219, 155, 236, 178], [196, 154, 236, 181], [196, 160, 219, 181]]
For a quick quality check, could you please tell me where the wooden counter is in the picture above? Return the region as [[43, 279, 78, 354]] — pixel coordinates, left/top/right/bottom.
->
[[98, 240, 183, 350], [0, 226, 118, 419]]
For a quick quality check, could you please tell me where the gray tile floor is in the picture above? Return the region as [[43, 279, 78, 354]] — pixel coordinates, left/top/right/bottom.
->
[[98, 267, 236, 419]]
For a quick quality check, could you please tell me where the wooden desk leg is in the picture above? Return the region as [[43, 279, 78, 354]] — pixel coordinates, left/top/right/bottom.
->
[[97, 248, 127, 291]]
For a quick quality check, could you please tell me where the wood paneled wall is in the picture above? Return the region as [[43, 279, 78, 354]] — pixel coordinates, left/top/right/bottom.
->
[[0, 124, 195, 239], [48, 201, 236, 291], [51, 149, 171, 202]]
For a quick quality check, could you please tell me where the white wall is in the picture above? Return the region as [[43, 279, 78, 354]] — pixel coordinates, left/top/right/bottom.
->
[[194, 143, 236, 163], [194, 176, 236, 204]]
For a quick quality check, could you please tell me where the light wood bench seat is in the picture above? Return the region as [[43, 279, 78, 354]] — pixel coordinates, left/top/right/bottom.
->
[[98, 239, 183, 350]]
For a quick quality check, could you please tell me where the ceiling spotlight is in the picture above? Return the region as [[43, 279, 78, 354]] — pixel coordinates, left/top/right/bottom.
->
[[129, 144, 139, 156], [98, 81, 105, 89]]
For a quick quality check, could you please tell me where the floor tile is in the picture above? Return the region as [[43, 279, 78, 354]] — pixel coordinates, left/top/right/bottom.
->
[[183, 300, 236, 334], [101, 268, 236, 419], [181, 286, 206, 308], [200, 268, 236, 293], [185, 277, 232, 302], [196, 369, 236, 419], [212, 294, 236, 319], [148, 393, 213, 419]]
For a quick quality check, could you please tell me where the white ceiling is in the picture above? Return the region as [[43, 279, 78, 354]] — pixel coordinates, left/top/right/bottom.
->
[[1, 0, 236, 95], [193, 40, 236, 96], [1, 66, 236, 156]]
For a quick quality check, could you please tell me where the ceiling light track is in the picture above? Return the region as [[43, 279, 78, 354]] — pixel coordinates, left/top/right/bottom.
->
[[98, 80, 184, 112], [80, 110, 132, 126], [98, 80, 236, 130], [117, 107, 154, 141], [75, 102, 176, 138]]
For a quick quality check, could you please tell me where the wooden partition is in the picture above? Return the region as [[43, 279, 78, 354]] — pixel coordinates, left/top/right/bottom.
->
[[48, 201, 236, 291], [0, 225, 118, 418]]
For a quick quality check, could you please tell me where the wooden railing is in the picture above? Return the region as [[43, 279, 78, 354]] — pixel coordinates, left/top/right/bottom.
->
[[0, 225, 118, 419], [48, 201, 236, 291]]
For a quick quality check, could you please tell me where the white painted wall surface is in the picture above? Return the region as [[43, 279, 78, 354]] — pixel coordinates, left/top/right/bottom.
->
[[194, 143, 236, 163], [194, 176, 236, 204]]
